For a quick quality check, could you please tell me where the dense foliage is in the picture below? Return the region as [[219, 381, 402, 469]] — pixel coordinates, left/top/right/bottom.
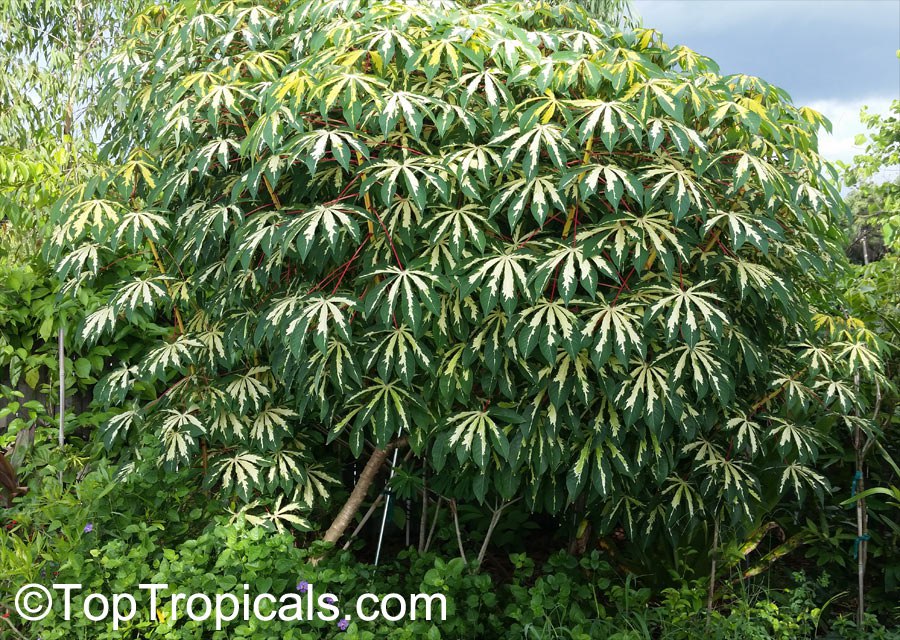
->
[[6, 463, 898, 640], [51, 0, 884, 550], [1, 0, 898, 637]]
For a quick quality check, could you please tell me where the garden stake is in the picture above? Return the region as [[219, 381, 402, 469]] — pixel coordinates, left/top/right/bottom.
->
[[374, 429, 402, 566]]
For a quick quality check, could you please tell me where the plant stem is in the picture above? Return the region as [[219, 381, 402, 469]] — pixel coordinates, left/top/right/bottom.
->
[[475, 499, 518, 571], [424, 497, 443, 553], [707, 515, 719, 623], [321, 437, 405, 549], [450, 499, 467, 565], [341, 493, 385, 550], [418, 472, 428, 552]]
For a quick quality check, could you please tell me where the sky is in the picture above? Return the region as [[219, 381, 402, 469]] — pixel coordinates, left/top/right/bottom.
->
[[632, 0, 900, 167]]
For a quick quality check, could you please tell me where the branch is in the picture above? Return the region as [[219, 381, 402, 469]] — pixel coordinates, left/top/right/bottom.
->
[[320, 436, 407, 549]]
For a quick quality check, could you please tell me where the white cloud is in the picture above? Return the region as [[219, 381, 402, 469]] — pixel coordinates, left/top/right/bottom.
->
[[805, 96, 894, 166]]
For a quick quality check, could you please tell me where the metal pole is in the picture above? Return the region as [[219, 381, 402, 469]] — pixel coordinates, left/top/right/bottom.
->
[[58, 327, 65, 483], [373, 439, 401, 566]]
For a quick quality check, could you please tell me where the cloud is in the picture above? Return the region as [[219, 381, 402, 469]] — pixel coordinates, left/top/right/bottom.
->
[[806, 96, 893, 166], [634, 0, 893, 34], [632, 0, 899, 103]]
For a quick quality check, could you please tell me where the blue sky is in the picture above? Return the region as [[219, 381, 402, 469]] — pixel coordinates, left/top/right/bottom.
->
[[632, 0, 900, 166]]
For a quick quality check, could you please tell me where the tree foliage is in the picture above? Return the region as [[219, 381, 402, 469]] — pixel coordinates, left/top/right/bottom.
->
[[52, 0, 883, 541]]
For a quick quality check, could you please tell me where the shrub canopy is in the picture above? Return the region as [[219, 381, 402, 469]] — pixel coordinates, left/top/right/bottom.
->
[[53, 0, 879, 538]]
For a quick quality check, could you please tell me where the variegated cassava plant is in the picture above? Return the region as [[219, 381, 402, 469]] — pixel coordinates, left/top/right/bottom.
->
[[51, 0, 885, 544]]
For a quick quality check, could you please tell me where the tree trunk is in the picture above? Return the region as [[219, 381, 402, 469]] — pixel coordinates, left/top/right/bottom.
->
[[321, 438, 404, 547]]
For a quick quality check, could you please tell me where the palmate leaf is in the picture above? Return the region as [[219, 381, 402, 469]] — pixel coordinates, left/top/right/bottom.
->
[[540, 349, 594, 407], [493, 124, 571, 179], [464, 249, 536, 315], [209, 411, 249, 441], [511, 299, 582, 362], [62, 199, 122, 242], [444, 144, 503, 199], [769, 371, 814, 411], [330, 378, 423, 454], [224, 367, 271, 415], [583, 209, 685, 274], [379, 90, 434, 137], [625, 78, 685, 121], [570, 99, 641, 150], [647, 280, 728, 346], [250, 405, 297, 450], [530, 241, 617, 301], [436, 409, 513, 470], [661, 475, 704, 522], [159, 409, 205, 469], [769, 417, 819, 460], [701, 208, 782, 253], [697, 455, 760, 517], [834, 340, 882, 376], [725, 412, 762, 456], [57, 243, 102, 280], [230, 210, 282, 269], [358, 26, 416, 67], [194, 322, 227, 365], [616, 358, 674, 429], [561, 162, 643, 210], [567, 434, 631, 499], [283, 129, 368, 174], [364, 267, 442, 334], [212, 450, 266, 500], [296, 464, 340, 509], [266, 447, 305, 492], [94, 366, 139, 406], [665, 340, 730, 402], [725, 259, 790, 304], [489, 173, 567, 228], [364, 325, 432, 385], [437, 342, 474, 402], [779, 462, 828, 500], [296, 339, 362, 414], [191, 137, 241, 176], [422, 203, 491, 259], [140, 336, 202, 379], [282, 295, 356, 355], [599, 495, 646, 541], [793, 341, 834, 375], [716, 149, 785, 200], [81, 305, 118, 345], [115, 209, 171, 249], [582, 299, 644, 367], [643, 117, 705, 156], [457, 68, 512, 115], [112, 276, 170, 320], [642, 163, 707, 221], [179, 202, 245, 261], [280, 204, 364, 260], [100, 409, 141, 449], [362, 156, 448, 210], [813, 378, 857, 413], [242, 495, 311, 533], [413, 32, 471, 80]]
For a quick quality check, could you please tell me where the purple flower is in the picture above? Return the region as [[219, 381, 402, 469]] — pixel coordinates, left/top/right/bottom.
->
[[83, 523, 93, 533], [337, 619, 349, 631], [296, 580, 309, 593], [324, 595, 336, 604]]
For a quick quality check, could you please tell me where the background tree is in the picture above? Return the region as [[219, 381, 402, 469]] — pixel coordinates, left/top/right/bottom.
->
[[0, 0, 158, 494], [831, 96, 899, 624]]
